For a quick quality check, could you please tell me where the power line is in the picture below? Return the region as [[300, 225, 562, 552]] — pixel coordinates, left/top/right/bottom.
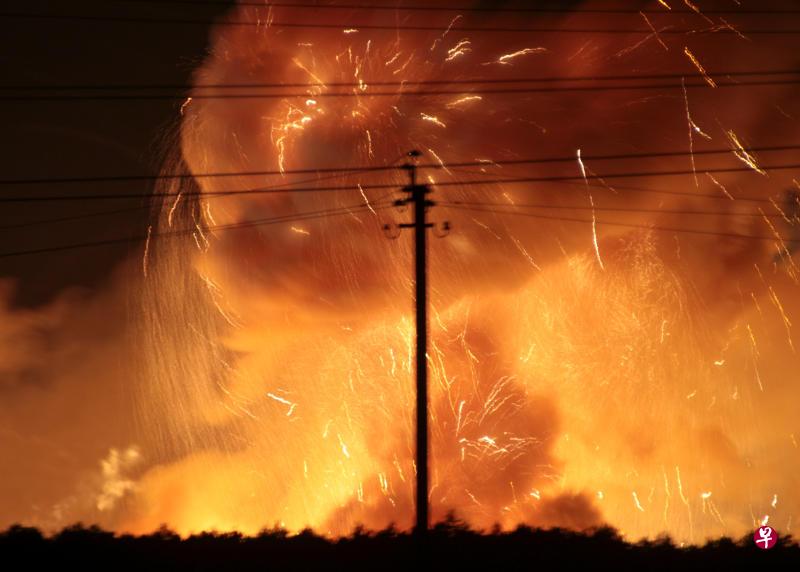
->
[[438, 200, 796, 219], [443, 204, 799, 243], [2, 79, 799, 101], [4, 69, 798, 91], [2, 163, 797, 203], [2, 11, 800, 34], [112, 0, 800, 16], [0, 205, 148, 231], [0, 166, 386, 230], [0, 175, 791, 233], [4, 194, 796, 260], [0, 201, 395, 259], [469, 176, 779, 204], [2, 144, 797, 186]]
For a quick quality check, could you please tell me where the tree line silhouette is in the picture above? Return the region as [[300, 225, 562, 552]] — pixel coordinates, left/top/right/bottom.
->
[[2, 514, 798, 571]]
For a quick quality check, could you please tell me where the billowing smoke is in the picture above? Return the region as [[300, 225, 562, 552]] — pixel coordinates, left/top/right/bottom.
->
[[2, 0, 799, 543]]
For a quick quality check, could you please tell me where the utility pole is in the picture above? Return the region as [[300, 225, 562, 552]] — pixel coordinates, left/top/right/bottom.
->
[[394, 150, 434, 534]]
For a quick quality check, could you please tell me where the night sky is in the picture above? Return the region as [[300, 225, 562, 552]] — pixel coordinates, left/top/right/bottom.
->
[[0, 0, 232, 305]]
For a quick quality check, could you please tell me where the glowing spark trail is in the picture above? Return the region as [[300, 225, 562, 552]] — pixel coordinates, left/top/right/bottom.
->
[[577, 149, 604, 270], [266, 393, 297, 416], [633, 491, 645, 512], [142, 225, 152, 278], [167, 192, 183, 228], [428, 148, 451, 174], [430, 15, 462, 51], [446, 95, 482, 109], [365, 130, 374, 158], [682, 79, 712, 187], [705, 172, 735, 200], [420, 113, 446, 128], [683, 47, 717, 88], [767, 286, 795, 353], [357, 184, 377, 215], [640, 12, 668, 51], [485, 47, 547, 66], [445, 39, 472, 62], [725, 130, 767, 175], [683, 0, 701, 13], [511, 236, 542, 271]]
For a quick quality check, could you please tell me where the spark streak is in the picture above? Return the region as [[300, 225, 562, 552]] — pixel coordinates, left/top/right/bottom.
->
[[430, 15, 462, 51], [578, 149, 604, 270], [420, 113, 446, 128], [446, 95, 482, 109], [167, 192, 183, 228], [725, 130, 767, 175], [683, 47, 717, 88], [498, 47, 547, 65], [142, 225, 152, 278], [357, 184, 377, 215], [632, 491, 645, 512], [640, 12, 668, 51], [427, 147, 451, 174], [705, 172, 734, 200], [682, 79, 711, 187], [445, 39, 472, 62]]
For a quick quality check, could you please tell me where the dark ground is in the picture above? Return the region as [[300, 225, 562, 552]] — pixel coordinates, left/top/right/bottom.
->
[[2, 517, 797, 571]]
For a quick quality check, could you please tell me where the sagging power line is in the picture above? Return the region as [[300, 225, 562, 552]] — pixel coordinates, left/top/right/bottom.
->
[[3, 69, 798, 91], [0, 200, 396, 259], [443, 203, 800, 243], [2, 144, 798, 186], [112, 0, 800, 16], [2, 163, 798, 203], [2, 11, 800, 34], [2, 79, 799, 101]]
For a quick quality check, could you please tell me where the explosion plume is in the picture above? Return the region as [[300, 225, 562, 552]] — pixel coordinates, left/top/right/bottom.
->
[[2, 0, 799, 544]]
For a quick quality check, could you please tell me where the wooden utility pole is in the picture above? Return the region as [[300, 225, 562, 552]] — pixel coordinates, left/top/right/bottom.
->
[[396, 150, 434, 534]]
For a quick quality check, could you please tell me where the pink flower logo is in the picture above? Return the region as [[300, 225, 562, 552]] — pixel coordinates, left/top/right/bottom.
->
[[753, 526, 778, 550]]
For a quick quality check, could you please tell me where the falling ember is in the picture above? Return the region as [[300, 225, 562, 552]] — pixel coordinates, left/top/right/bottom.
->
[[683, 47, 717, 88], [725, 130, 768, 175], [705, 173, 735, 200], [681, 79, 711, 187], [420, 113, 447, 128], [632, 491, 645, 512], [427, 148, 451, 174], [180, 97, 193, 116], [486, 47, 547, 66], [445, 39, 472, 62], [141, 225, 152, 278], [639, 12, 668, 51], [357, 184, 377, 216], [577, 149, 604, 271], [430, 15, 463, 52], [446, 95, 482, 109]]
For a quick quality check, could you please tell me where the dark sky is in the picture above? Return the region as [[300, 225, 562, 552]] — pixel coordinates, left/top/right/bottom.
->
[[0, 1, 233, 307]]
